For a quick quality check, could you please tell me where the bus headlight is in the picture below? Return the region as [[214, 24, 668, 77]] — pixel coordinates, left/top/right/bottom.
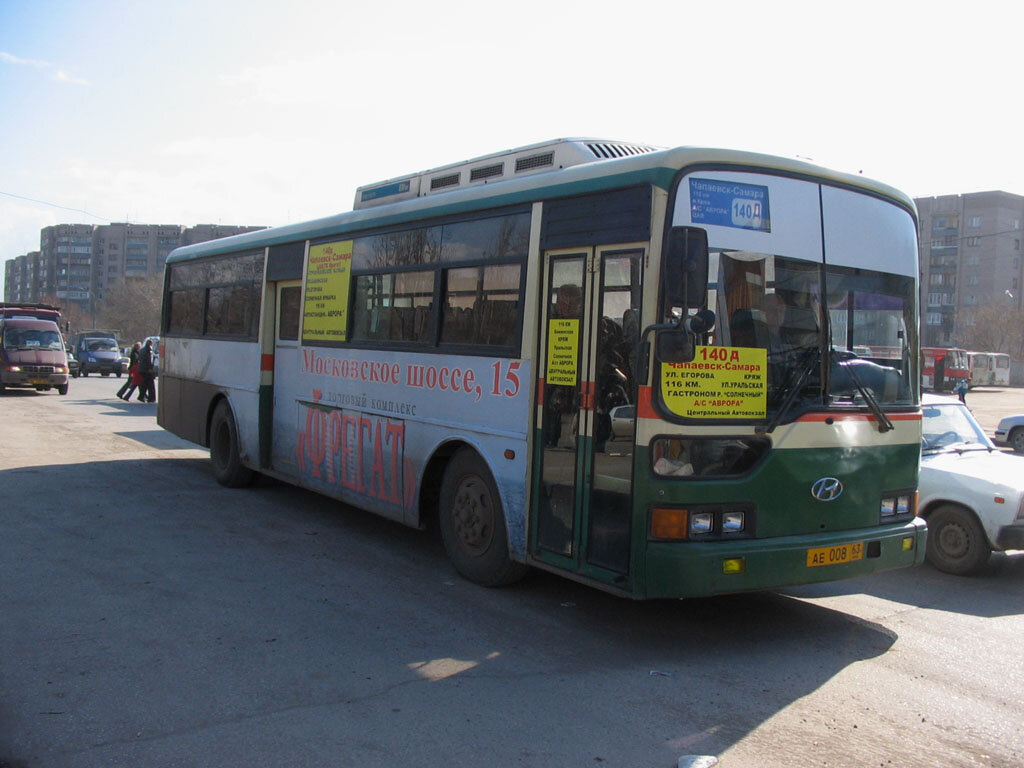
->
[[880, 491, 916, 523], [690, 512, 713, 535], [649, 504, 755, 540], [722, 511, 745, 533]]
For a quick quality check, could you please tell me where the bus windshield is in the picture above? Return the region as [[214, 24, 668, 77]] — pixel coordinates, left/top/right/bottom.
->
[[713, 250, 915, 416]]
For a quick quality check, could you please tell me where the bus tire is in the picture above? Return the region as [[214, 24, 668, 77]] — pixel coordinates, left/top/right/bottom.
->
[[925, 504, 990, 575], [439, 448, 526, 587], [210, 400, 256, 488]]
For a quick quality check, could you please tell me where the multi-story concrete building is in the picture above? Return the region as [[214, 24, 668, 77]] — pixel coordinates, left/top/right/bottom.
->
[[4, 222, 265, 313], [3, 251, 42, 303], [915, 192, 1024, 348], [40, 224, 95, 304]]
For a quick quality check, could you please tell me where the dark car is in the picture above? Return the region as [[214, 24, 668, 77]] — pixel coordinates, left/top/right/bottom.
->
[[66, 347, 80, 378]]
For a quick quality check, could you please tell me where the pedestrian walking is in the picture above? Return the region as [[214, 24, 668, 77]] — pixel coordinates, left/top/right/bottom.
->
[[954, 376, 969, 404], [116, 342, 142, 401], [137, 338, 157, 403]]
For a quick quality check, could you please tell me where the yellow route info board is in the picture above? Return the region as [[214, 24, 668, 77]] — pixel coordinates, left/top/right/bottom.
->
[[545, 318, 579, 385], [303, 240, 352, 343], [660, 346, 768, 419]]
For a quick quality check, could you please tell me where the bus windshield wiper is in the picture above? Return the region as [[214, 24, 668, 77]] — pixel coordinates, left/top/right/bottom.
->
[[758, 345, 821, 434], [836, 359, 894, 433]]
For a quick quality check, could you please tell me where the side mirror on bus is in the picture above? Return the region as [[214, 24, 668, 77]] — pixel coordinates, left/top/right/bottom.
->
[[655, 329, 694, 363], [661, 226, 709, 313]]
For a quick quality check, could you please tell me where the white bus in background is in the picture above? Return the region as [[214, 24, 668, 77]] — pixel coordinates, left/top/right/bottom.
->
[[990, 352, 1011, 386], [967, 351, 1010, 386]]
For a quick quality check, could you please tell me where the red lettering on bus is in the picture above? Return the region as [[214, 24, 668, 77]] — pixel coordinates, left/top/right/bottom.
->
[[328, 411, 345, 484], [341, 413, 358, 489], [386, 421, 404, 505], [357, 416, 372, 494], [370, 419, 386, 499]]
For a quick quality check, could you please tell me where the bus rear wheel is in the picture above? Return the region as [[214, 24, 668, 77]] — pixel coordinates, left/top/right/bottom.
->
[[439, 448, 526, 587], [210, 401, 256, 488]]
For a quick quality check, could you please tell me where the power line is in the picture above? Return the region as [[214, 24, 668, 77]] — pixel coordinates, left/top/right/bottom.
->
[[0, 190, 114, 223]]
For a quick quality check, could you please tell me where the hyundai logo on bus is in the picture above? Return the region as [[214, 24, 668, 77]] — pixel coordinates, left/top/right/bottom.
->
[[811, 477, 844, 502]]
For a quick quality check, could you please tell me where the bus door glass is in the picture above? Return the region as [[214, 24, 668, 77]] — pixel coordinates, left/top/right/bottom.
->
[[532, 248, 643, 582], [271, 281, 302, 473]]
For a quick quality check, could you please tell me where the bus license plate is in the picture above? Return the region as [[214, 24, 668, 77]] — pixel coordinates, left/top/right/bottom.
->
[[806, 542, 864, 567]]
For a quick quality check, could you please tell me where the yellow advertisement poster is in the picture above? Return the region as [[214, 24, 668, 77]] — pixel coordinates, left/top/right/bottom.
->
[[545, 319, 579, 385], [660, 346, 768, 419], [303, 240, 352, 343]]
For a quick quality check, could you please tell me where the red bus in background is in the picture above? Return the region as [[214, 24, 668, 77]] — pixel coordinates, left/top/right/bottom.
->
[[922, 347, 969, 391]]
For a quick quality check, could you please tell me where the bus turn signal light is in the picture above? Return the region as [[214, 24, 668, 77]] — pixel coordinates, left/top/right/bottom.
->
[[651, 508, 688, 540]]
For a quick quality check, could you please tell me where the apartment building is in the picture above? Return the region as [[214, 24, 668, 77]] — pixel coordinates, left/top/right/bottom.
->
[[915, 191, 1024, 348], [3, 251, 42, 303], [4, 222, 265, 311]]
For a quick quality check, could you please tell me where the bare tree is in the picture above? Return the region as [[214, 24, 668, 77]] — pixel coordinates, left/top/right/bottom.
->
[[956, 303, 1024, 358], [95, 276, 163, 344], [38, 293, 89, 338]]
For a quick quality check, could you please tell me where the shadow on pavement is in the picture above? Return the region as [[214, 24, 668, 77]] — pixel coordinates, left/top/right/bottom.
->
[[1, 456, 899, 768]]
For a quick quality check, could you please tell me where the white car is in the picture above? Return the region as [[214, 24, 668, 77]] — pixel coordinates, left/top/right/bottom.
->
[[609, 404, 636, 439], [994, 413, 1024, 454], [919, 395, 1024, 574]]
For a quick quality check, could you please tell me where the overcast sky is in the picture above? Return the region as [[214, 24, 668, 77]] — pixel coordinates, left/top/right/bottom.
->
[[3, 0, 1023, 296]]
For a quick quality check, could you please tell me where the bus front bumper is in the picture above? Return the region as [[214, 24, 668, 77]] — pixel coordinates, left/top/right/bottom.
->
[[643, 517, 927, 599]]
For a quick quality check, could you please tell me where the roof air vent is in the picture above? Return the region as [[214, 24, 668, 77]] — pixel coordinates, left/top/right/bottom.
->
[[430, 173, 461, 190], [585, 142, 657, 159], [515, 152, 555, 173], [469, 163, 504, 182]]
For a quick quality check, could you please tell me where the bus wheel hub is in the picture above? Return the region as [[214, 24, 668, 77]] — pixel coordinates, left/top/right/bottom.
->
[[453, 476, 493, 554]]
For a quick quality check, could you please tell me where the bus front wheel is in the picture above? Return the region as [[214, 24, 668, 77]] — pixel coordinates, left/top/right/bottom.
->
[[210, 401, 256, 488], [439, 448, 526, 587]]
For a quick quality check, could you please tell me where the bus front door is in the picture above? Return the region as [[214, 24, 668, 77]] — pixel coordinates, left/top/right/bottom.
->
[[531, 247, 643, 588]]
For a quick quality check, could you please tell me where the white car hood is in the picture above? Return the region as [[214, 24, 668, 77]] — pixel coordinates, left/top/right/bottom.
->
[[921, 448, 1024, 498]]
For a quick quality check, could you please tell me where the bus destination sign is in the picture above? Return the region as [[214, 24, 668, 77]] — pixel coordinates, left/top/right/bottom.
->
[[689, 178, 771, 233], [660, 346, 768, 419]]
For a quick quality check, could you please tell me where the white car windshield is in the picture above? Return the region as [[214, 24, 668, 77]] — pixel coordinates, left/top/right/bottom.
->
[[921, 403, 993, 452]]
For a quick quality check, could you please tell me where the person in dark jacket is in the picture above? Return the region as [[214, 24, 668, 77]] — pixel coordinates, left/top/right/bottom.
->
[[137, 339, 156, 403], [117, 342, 141, 401]]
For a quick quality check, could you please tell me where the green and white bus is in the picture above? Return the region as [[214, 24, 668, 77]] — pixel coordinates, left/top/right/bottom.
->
[[157, 138, 926, 598]]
